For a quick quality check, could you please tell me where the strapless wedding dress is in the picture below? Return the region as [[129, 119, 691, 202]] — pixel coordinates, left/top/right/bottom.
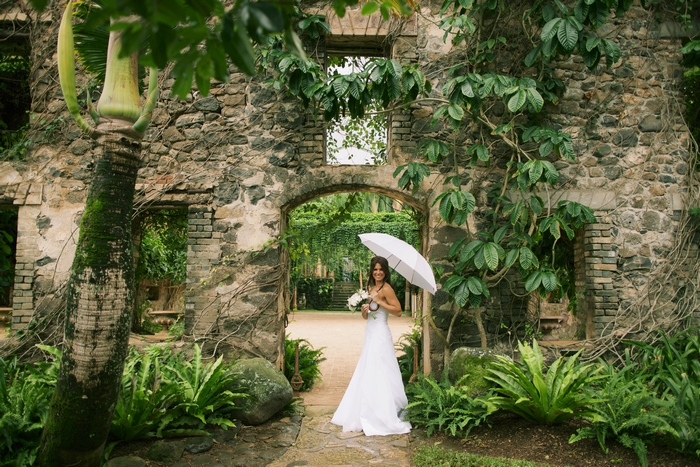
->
[[330, 306, 411, 436]]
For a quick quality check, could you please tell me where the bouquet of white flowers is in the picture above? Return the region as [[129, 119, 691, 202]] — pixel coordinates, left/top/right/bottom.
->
[[347, 289, 370, 312]]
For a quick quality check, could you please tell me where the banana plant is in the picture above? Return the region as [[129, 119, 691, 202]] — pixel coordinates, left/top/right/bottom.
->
[[37, 2, 159, 465]]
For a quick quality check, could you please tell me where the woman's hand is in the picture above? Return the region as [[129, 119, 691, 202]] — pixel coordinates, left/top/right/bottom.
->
[[361, 303, 369, 320]]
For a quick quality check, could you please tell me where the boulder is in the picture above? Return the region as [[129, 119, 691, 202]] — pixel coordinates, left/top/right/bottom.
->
[[448, 347, 509, 395], [232, 358, 293, 425]]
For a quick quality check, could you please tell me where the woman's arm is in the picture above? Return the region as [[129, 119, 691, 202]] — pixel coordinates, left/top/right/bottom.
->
[[373, 284, 402, 317]]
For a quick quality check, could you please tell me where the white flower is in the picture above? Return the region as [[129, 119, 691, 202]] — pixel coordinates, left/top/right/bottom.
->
[[347, 289, 370, 311]]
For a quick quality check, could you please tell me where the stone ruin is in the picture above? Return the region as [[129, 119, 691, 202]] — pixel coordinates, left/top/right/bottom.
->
[[1, 0, 698, 372]]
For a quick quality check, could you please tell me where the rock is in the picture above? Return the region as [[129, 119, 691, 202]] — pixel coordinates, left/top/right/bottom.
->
[[231, 358, 293, 425], [448, 347, 507, 394], [639, 115, 663, 132], [146, 439, 185, 463], [105, 457, 146, 467], [185, 436, 214, 454]]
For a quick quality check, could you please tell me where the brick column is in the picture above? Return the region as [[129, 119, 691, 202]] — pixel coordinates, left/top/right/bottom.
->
[[11, 206, 40, 329], [583, 223, 619, 337], [185, 205, 220, 336]]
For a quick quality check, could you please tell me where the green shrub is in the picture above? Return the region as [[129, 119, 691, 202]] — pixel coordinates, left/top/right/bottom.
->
[[404, 373, 497, 438], [413, 444, 563, 467], [284, 336, 326, 392], [0, 345, 59, 467], [569, 362, 676, 467], [296, 278, 334, 310], [485, 340, 602, 425]]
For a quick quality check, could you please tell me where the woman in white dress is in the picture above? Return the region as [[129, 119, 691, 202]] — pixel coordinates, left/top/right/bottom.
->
[[330, 256, 412, 436]]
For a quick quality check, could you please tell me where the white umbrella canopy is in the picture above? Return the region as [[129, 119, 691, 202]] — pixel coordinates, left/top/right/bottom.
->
[[359, 232, 437, 295]]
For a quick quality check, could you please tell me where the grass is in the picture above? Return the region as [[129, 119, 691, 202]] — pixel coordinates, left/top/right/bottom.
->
[[413, 445, 569, 467]]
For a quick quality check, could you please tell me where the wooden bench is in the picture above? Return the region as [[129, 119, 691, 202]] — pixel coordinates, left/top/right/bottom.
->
[[146, 309, 183, 329]]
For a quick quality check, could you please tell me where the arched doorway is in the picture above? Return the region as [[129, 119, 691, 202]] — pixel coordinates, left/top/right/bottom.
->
[[280, 185, 430, 404]]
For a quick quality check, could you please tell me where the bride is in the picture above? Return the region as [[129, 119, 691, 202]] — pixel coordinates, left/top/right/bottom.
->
[[330, 256, 412, 436]]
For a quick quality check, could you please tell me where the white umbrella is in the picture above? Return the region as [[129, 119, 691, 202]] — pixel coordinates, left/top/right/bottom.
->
[[359, 232, 437, 294]]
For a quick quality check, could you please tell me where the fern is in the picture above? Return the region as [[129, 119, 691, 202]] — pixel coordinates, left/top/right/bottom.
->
[[162, 344, 248, 431], [485, 340, 602, 425], [569, 362, 677, 467], [404, 373, 497, 437], [0, 350, 59, 467]]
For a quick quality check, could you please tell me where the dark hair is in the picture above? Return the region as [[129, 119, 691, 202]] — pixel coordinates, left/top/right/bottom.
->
[[367, 256, 392, 289]]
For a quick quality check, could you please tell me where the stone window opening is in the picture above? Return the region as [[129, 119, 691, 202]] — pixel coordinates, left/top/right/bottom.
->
[[0, 24, 31, 160], [324, 43, 392, 165], [530, 229, 588, 344], [132, 208, 188, 332]]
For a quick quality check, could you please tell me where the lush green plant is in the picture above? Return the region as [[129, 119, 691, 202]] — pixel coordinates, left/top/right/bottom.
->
[[136, 209, 188, 284], [405, 373, 497, 438], [625, 328, 700, 392], [162, 344, 246, 431], [287, 202, 420, 287], [569, 362, 676, 467], [622, 328, 700, 457], [396, 328, 421, 385], [662, 373, 700, 457], [284, 336, 326, 392], [485, 340, 602, 425], [296, 278, 334, 310], [110, 347, 181, 442], [413, 444, 563, 467], [0, 346, 59, 467], [109, 344, 249, 444]]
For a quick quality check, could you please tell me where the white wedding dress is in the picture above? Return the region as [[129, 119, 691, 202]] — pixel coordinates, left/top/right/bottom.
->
[[330, 306, 412, 436]]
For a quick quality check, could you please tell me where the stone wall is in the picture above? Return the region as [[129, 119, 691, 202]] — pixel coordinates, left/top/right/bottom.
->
[[1, 1, 697, 370]]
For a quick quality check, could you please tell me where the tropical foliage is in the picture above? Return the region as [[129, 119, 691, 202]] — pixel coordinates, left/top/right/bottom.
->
[[569, 362, 677, 467], [1, 344, 250, 464], [405, 372, 498, 438], [404, 329, 700, 463], [136, 210, 188, 285], [485, 340, 602, 425], [0, 346, 58, 467], [284, 336, 326, 392]]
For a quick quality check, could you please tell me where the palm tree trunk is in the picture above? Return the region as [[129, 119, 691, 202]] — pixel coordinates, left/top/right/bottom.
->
[[37, 121, 141, 466]]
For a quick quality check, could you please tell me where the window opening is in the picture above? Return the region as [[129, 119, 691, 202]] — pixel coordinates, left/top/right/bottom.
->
[[133, 208, 188, 333], [326, 56, 388, 165], [0, 29, 32, 159]]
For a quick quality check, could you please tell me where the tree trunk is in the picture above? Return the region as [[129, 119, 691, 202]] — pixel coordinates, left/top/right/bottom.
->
[[37, 121, 141, 466]]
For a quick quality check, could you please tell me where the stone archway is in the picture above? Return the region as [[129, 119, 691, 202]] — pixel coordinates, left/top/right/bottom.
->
[[277, 171, 434, 371]]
